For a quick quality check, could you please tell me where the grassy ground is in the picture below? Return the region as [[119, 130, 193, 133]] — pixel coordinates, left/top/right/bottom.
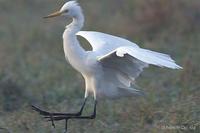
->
[[0, 0, 200, 132]]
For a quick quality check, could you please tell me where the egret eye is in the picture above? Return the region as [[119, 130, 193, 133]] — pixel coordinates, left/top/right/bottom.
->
[[64, 9, 69, 13]]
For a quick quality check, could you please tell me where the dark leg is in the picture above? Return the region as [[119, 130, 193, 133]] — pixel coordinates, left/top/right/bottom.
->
[[64, 119, 68, 133], [31, 98, 87, 127], [32, 98, 87, 116], [46, 100, 97, 133], [49, 100, 97, 120]]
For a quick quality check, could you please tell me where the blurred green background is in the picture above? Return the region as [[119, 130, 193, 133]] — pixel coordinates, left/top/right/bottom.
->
[[0, 0, 199, 133]]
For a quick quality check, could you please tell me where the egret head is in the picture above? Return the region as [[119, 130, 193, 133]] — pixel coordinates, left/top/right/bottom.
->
[[44, 1, 82, 19]]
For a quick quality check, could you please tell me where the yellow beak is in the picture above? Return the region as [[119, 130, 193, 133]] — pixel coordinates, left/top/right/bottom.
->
[[43, 11, 62, 19]]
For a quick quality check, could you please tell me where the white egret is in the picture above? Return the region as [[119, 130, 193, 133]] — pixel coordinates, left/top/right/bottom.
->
[[32, 1, 182, 132]]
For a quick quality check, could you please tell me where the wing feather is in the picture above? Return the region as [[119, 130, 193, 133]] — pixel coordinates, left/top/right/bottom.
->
[[99, 52, 148, 82], [77, 31, 182, 98], [77, 31, 139, 55], [115, 46, 182, 69]]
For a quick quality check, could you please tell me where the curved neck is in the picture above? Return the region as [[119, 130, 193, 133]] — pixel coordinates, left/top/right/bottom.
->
[[63, 11, 87, 73], [66, 12, 84, 34]]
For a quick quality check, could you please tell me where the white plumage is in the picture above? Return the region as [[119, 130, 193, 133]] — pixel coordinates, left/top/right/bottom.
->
[[76, 30, 182, 98], [41, 0, 182, 99], [32, 1, 182, 131], [77, 31, 181, 69]]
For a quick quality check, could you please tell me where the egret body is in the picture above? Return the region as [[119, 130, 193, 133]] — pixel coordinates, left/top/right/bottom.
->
[[32, 1, 182, 132]]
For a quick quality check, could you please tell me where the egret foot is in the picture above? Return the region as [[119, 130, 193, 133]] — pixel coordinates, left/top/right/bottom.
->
[[31, 98, 87, 129], [32, 100, 97, 133], [45, 100, 97, 133]]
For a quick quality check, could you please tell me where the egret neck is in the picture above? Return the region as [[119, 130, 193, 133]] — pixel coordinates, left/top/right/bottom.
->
[[63, 11, 86, 73]]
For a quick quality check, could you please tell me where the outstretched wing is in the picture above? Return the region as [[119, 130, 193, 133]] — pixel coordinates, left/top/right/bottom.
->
[[97, 46, 181, 87], [77, 31, 182, 98], [77, 31, 182, 69]]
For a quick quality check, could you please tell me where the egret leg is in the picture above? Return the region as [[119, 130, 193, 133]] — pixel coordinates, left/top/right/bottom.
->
[[48, 100, 97, 120], [31, 98, 87, 127], [45, 100, 97, 132]]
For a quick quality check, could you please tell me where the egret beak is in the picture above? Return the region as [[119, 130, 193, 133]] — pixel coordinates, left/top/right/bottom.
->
[[43, 11, 62, 19]]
